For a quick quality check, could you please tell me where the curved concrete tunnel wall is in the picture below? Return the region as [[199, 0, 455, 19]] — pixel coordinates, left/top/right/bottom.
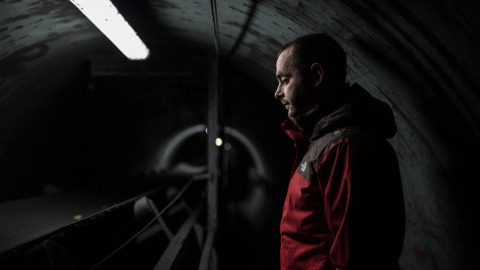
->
[[1, 0, 479, 269]]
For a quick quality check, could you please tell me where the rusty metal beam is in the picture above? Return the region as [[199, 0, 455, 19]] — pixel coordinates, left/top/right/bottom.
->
[[198, 229, 216, 270], [153, 203, 203, 270]]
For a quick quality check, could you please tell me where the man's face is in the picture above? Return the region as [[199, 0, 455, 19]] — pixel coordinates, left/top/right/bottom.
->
[[275, 46, 315, 118]]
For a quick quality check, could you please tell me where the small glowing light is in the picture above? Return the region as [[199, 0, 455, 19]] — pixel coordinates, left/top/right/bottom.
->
[[70, 0, 150, 60], [215, 138, 223, 146]]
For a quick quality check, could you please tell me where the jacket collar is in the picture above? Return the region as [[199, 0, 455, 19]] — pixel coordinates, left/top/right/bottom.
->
[[290, 83, 352, 140]]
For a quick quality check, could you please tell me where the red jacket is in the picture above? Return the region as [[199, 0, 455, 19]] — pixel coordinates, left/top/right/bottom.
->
[[280, 84, 405, 270]]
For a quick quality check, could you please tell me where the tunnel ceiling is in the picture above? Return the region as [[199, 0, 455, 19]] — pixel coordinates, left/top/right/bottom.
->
[[1, 0, 480, 269], [2, 0, 480, 165], [2, 0, 480, 132], [2, 0, 480, 105]]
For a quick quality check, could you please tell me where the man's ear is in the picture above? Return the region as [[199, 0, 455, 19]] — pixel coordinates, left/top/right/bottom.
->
[[310, 63, 323, 87]]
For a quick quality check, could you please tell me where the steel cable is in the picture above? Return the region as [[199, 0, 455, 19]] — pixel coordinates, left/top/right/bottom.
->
[[210, 0, 221, 56]]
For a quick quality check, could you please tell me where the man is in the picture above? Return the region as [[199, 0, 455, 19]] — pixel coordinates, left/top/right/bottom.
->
[[275, 33, 405, 270]]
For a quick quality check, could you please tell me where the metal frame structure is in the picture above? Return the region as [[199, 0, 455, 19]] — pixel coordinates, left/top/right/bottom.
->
[[0, 176, 217, 270]]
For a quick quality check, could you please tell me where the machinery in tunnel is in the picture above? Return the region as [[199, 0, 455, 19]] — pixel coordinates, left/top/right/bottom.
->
[[1, 0, 479, 269], [0, 41, 288, 269]]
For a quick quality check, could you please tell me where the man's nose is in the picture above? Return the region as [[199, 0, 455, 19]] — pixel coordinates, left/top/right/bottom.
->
[[274, 86, 283, 100]]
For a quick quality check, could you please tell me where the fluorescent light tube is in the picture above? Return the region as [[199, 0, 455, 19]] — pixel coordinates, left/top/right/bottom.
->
[[70, 0, 150, 60]]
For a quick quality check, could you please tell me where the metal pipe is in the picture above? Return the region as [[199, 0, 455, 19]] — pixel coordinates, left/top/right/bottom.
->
[[207, 56, 220, 231]]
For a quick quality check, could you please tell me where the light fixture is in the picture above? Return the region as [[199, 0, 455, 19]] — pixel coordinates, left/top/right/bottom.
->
[[70, 0, 150, 60], [215, 138, 223, 147]]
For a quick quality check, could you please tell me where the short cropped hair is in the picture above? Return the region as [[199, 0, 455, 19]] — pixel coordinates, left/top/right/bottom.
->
[[279, 33, 346, 87]]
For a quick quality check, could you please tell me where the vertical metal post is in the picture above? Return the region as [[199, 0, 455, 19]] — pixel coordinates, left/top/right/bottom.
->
[[207, 56, 220, 231]]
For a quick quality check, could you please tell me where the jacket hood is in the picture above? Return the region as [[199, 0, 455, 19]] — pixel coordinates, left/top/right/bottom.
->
[[291, 83, 397, 140]]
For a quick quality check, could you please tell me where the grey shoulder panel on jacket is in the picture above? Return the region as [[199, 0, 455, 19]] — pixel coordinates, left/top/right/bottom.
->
[[297, 126, 374, 182]]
